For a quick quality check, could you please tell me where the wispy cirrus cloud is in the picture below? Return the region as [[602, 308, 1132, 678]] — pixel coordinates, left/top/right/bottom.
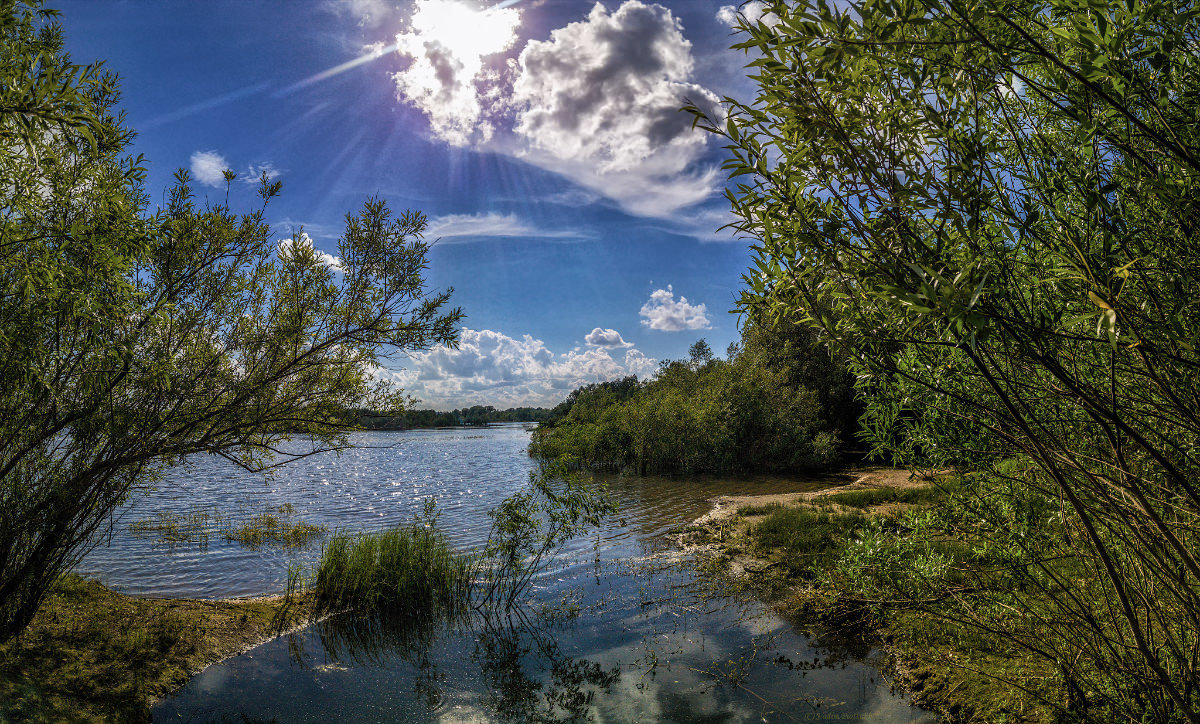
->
[[243, 162, 282, 184], [425, 212, 587, 242]]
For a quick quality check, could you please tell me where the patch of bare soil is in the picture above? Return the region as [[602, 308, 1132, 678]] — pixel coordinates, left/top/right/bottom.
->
[[675, 467, 944, 584], [695, 467, 931, 524]]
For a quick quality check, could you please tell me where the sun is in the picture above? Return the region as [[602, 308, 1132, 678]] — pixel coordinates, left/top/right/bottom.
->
[[408, 0, 522, 61]]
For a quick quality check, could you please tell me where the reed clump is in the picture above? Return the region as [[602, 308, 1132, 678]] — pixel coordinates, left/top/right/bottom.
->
[[313, 518, 471, 616]]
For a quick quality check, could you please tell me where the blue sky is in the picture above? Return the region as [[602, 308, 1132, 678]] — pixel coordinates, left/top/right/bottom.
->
[[58, 0, 771, 408]]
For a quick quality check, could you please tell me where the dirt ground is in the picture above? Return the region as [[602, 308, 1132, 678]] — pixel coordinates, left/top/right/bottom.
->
[[694, 466, 935, 525]]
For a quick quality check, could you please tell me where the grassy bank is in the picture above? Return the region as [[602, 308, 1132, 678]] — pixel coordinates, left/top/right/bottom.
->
[[0, 575, 314, 722], [0, 516, 473, 721], [681, 469, 1062, 723]]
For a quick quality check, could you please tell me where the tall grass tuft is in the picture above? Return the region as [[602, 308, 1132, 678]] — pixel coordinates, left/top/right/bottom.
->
[[313, 502, 471, 617]]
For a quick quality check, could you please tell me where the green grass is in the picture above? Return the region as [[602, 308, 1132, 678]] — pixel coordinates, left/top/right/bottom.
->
[[818, 485, 948, 509], [312, 524, 472, 616], [736, 502, 785, 516], [749, 507, 868, 575]]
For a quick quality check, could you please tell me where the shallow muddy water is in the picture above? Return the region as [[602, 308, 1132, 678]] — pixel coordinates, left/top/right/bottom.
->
[[79, 426, 934, 722]]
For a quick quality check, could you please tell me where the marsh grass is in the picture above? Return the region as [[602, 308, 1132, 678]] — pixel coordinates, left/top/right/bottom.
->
[[128, 510, 218, 549], [223, 503, 326, 549], [313, 520, 471, 616], [736, 502, 784, 516], [750, 507, 868, 575], [130, 503, 326, 550], [817, 485, 947, 509]]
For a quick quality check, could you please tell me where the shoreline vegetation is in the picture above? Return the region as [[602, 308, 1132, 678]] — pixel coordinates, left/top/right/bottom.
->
[[351, 405, 550, 431], [1, 466, 991, 723], [678, 467, 1062, 723], [0, 465, 610, 721], [529, 321, 859, 477], [3, 463, 1070, 723]]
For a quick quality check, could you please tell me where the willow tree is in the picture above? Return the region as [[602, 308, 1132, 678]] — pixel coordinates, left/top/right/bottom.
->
[[0, 2, 461, 640], [698, 0, 1200, 718]]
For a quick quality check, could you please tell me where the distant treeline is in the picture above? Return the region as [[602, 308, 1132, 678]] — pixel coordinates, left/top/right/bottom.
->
[[529, 314, 860, 475], [353, 405, 551, 430]]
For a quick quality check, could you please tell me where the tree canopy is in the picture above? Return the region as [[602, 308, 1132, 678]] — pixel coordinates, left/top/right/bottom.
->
[[0, 1, 461, 640], [699, 0, 1200, 717], [530, 317, 856, 475]]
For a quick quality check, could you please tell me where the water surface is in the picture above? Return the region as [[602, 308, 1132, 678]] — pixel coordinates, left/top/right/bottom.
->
[[80, 426, 933, 722]]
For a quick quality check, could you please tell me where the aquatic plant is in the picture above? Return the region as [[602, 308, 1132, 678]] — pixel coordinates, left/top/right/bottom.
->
[[223, 504, 326, 549], [311, 465, 615, 619], [128, 510, 217, 549], [312, 500, 471, 616]]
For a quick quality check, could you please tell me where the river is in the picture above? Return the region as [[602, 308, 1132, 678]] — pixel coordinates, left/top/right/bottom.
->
[[78, 425, 934, 722]]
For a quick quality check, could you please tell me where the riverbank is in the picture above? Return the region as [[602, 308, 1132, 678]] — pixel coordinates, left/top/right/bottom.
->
[[676, 467, 1062, 724], [0, 575, 315, 722]]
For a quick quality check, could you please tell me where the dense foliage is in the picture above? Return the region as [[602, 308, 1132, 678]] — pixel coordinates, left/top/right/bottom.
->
[[530, 316, 857, 475], [353, 405, 551, 430], [702, 0, 1200, 718], [0, 2, 461, 641]]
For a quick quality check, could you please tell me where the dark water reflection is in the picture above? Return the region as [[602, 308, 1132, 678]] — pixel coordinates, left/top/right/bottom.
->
[[157, 555, 932, 722], [79, 426, 932, 722]]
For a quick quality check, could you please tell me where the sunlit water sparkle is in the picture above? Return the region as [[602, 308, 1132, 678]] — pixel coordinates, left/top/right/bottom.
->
[[77, 425, 934, 722]]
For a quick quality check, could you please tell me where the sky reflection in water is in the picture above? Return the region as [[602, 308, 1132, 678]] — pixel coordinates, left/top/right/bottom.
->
[[80, 427, 932, 722]]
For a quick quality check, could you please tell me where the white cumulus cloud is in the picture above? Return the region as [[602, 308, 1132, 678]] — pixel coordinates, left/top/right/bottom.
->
[[278, 232, 343, 272], [510, 0, 724, 217], [639, 285, 711, 331], [393, 327, 657, 407], [585, 327, 634, 349], [716, 2, 777, 27], [380, 0, 724, 220], [189, 150, 230, 187], [390, 0, 522, 146]]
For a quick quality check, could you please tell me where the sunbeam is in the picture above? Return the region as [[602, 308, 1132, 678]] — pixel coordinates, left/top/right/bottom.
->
[[143, 82, 271, 128], [273, 42, 398, 99]]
